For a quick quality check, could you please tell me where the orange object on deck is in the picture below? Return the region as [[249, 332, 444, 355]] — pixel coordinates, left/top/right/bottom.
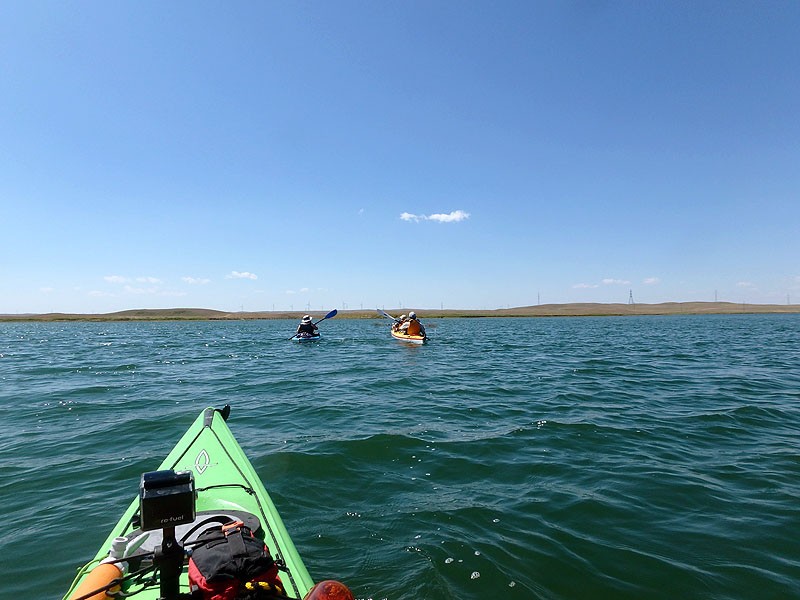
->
[[304, 579, 355, 600], [67, 562, 122, 600]]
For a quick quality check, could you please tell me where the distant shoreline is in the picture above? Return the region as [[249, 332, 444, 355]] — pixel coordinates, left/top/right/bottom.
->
[[1, 302, 799, 322]]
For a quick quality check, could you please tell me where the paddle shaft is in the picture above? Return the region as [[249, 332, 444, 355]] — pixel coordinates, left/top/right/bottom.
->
[[376, 308, 399, 322]]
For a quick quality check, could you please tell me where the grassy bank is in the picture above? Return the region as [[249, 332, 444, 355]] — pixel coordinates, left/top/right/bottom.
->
[[1, 302, 799, 322]]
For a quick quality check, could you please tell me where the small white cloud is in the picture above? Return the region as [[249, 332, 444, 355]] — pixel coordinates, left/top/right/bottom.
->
[[602, 278, 631, 285], [89, 290, 115, 297], [182, 277, 211, 285], [644, 277, 660, 285], [358, 208, 365, 216], [104, 275, 129, 284], [737, 281, 755, 288], [400, 210, 470, 223], [428, 210, 470, 223], [573, 283, 599, 289], [40, 287, 54, 293], [136, 276, 162, 284], [227, 271, 258, 280]]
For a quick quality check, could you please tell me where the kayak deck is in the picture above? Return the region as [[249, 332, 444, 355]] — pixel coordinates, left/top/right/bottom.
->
[[390, 329, 427, 344], [294, 333, 321, 342], [63, 406, 314, 599]]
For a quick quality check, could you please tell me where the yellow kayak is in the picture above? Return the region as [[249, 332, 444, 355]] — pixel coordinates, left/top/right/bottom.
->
[[377, 309, 428, 344], [391, 328, 427, 344]]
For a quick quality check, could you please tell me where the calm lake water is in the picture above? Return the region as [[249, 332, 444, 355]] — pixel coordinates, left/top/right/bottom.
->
[[1, 315, 798, 599]]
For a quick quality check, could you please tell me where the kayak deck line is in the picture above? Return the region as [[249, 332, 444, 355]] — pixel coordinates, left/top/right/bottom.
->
[[293, 333, 322, 342]]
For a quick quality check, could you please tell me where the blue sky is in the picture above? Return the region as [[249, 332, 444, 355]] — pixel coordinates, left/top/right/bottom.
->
[[2, 1, 798, 313]]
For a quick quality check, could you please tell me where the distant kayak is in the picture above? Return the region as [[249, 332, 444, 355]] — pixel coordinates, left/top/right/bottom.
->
[[289, 309, 337, 342], [62, 406, 352, 600], [391, 328, 427, 344], [377, 309, 427, 344]]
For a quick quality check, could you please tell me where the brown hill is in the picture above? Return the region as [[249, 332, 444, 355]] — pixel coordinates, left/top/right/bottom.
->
[[1, 302, 798, 321]]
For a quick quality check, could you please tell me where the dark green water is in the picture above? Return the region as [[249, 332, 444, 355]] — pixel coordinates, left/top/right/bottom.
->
[[1, 315, 798, 599]]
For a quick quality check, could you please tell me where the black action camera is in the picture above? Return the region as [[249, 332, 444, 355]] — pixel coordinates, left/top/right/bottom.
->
[[139, 469, 196, 532]]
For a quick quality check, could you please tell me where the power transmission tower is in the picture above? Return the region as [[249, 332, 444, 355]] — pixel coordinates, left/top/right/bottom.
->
[[628, 290, 635, 305]]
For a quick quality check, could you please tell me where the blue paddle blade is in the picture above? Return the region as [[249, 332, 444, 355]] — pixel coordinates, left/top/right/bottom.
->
[[313, 309, 337, 325]]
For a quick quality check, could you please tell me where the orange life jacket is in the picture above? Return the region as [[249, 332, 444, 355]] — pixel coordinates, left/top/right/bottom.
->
[[406, 320, 421, 336]]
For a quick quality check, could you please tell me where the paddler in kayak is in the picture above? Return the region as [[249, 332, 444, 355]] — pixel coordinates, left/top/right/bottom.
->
[[295, 314, 319, 338], [401, 311, 426, 337], [391, 314, 407, 332]]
